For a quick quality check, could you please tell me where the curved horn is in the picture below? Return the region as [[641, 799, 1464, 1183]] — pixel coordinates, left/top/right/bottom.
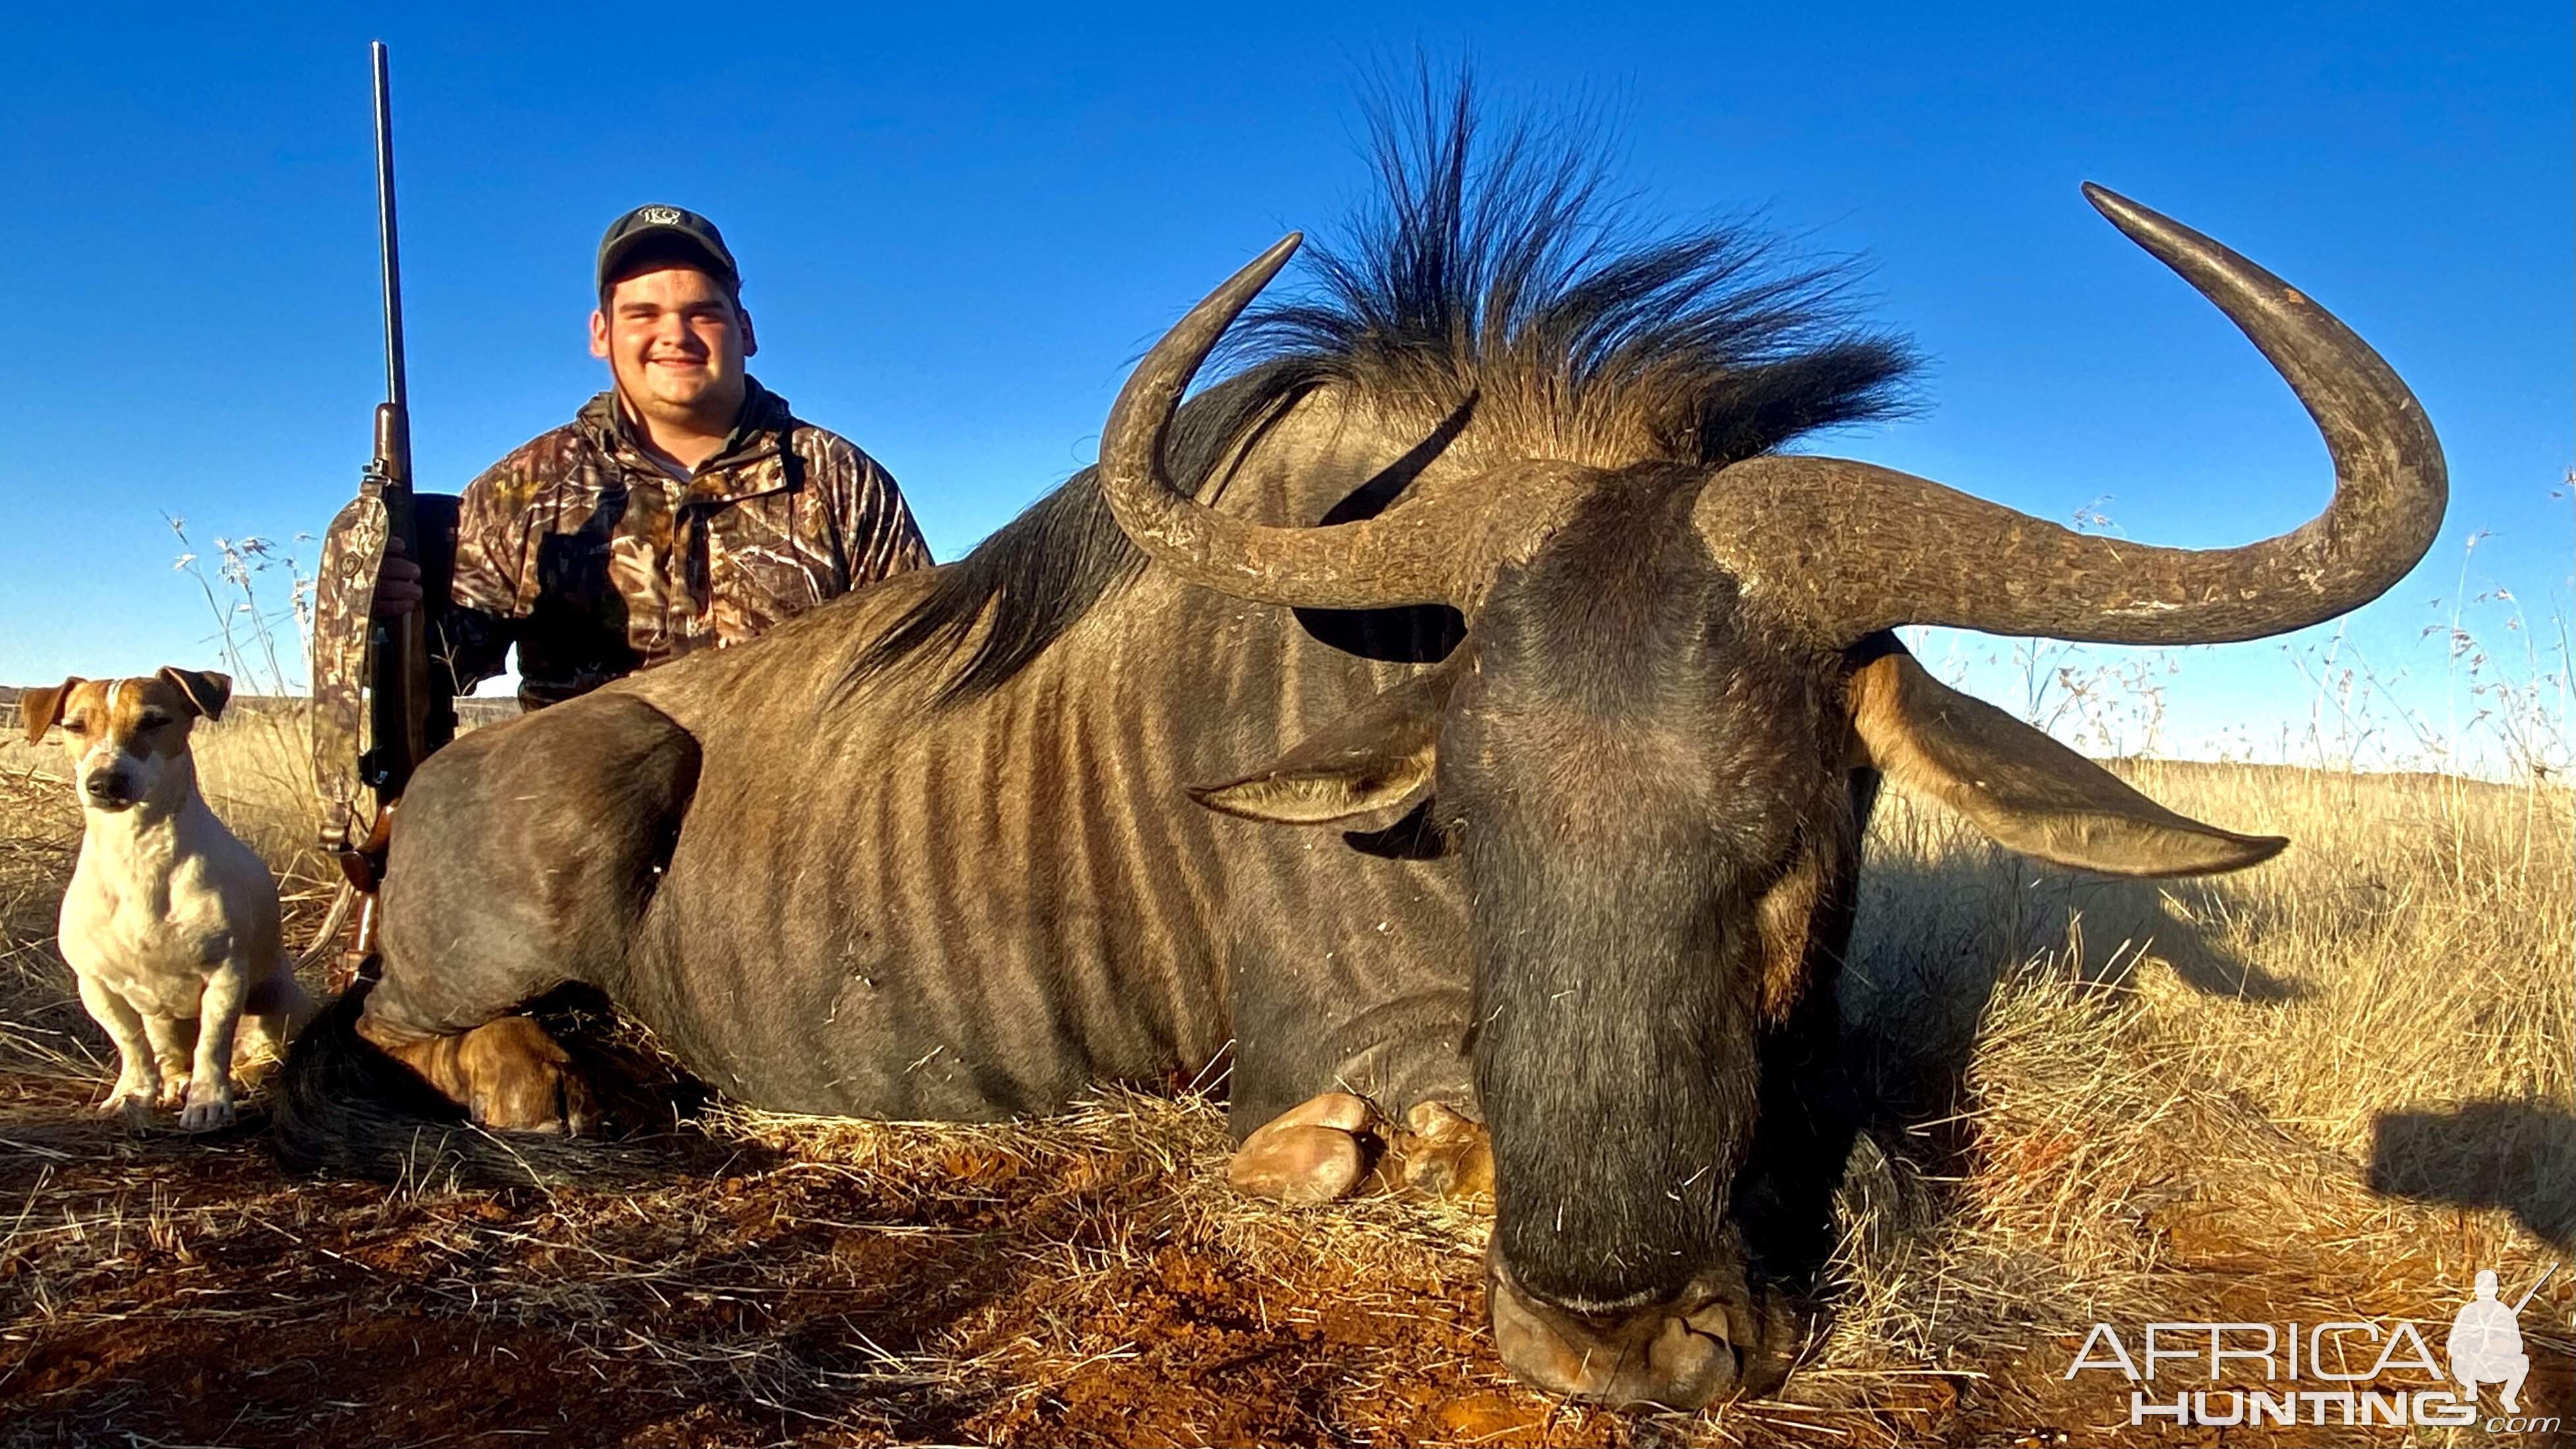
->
[[1704, 185, 2446, 644], [1096, 235, 1472, 609]]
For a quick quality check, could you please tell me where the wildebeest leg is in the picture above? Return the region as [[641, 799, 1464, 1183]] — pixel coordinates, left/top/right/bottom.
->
[[1224, 915, 1494, 1206], [1224, 877, 1477, 1122], [359, 693, 702, 1134]]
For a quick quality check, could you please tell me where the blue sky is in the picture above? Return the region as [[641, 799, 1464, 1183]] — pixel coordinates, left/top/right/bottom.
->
[[3, 4, 2567, 770]]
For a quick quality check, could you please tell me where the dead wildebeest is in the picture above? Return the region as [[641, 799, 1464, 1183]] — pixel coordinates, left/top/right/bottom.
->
[[278, 108, 2443, 1409]]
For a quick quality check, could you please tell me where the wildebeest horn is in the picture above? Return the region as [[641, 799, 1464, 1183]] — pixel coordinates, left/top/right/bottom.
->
[[1699, 185, 2446, 644], [1096, 235, 1480, 609]]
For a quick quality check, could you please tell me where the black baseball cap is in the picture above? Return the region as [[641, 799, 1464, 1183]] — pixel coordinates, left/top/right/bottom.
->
[[597, 204, 740, 295]]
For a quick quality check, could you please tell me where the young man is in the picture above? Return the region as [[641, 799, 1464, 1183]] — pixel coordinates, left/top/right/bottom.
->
[[378, 204, 930, 708]]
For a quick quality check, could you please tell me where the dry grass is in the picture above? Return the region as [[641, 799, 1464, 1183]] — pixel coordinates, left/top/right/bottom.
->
[[0, 714, 2569, 1444], [1810, 761, 2573, 1441]]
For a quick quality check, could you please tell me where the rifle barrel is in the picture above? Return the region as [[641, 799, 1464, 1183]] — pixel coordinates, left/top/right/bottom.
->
[[372, 40, 405, 412], [2509, 1260, 2560, 1314]]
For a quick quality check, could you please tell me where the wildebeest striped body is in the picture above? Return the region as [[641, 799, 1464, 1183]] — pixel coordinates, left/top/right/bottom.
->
[[605, 444, 1476, 1125]]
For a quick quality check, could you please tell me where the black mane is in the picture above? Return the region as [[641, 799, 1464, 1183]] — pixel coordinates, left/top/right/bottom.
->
[[846, 81, 1918, 704], [844, 365, 1326, 704]]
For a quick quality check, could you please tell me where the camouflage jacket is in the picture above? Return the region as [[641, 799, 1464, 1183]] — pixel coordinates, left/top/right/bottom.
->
[[438, 379, 930, 708]]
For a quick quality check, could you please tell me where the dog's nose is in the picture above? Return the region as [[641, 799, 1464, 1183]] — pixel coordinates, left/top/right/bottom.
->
[[84, 770, 133, 807]]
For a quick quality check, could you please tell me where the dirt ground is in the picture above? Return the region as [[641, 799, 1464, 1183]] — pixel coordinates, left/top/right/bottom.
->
[[0, 1079, 1503, 1447], [1, 747, 2569, 1447], [0, 1074, 2258, 1449]]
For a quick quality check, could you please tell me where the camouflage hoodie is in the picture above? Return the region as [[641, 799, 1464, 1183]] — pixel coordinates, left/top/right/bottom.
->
[[441, 379, 930, 708]]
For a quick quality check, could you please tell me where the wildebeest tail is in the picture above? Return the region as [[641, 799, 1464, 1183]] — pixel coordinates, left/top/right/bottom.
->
[[272, 985, 661, 1188]]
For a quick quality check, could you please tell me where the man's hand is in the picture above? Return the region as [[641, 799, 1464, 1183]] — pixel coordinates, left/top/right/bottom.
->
[[374, 535, 424, 617]]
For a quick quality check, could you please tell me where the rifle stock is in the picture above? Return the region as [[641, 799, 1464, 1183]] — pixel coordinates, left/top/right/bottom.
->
[[361, 398, 434, 801]]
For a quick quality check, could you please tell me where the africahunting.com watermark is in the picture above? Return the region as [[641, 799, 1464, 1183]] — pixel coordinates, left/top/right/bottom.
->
[[2064, 1264, 2561, 1433]]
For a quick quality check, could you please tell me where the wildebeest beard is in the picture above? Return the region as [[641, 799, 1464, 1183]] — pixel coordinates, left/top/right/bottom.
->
[[1447, 470, 1833, 1310]]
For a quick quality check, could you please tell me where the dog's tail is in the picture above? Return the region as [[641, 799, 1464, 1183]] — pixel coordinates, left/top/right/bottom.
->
[[272, 985, 663, 1188]]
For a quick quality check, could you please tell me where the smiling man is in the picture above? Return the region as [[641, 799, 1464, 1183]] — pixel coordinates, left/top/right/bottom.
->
[[382, 204, 930, 708]]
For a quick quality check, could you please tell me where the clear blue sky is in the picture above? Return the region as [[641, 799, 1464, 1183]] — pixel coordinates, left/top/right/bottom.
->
[[3, 4, 2567, 770]]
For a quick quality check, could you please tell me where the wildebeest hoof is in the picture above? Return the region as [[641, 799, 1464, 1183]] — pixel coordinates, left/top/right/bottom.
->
[[1383, 1100, 1494, 1205], [1229, 1092, 1375, 1204], [458, 1018, 593, 1134], [363, 1012, 596, 1135]]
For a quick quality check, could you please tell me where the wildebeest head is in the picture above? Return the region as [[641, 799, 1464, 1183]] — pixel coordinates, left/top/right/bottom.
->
[[1093, 187, 2443, 1407]]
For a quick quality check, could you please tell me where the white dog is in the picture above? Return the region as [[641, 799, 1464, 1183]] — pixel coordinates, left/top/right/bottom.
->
[[21, 667, 309, 1129]]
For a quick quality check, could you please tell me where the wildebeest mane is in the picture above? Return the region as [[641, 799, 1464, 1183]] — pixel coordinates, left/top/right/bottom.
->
[[1222, 79, 1919, 468], [845, 364, 1329, 705], [848, 80, 1917, 704]]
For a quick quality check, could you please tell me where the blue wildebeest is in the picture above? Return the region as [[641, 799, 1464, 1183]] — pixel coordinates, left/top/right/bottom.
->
[[279, 114, 2443, 1408]]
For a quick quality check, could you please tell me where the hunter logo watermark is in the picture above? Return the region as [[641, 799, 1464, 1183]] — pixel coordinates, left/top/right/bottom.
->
[[2447, 1268, 2532, 1413], [2064, 1264, 2561, 1432]]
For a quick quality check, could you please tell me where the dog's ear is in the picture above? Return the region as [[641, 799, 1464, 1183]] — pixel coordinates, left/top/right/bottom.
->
[[19, 678, 82, 745], [157, 667, 233, 722]]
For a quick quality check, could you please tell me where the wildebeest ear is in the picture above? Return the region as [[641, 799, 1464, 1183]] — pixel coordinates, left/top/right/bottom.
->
[[1189, 661, 1453, 824], [19, 677, 82, 745], [1847, 646, 2287, 877], [157, 667, 233, 721]]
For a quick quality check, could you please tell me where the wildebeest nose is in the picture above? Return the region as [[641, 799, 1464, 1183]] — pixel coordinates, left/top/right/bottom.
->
[[1486, 1257, 1785, 1409]]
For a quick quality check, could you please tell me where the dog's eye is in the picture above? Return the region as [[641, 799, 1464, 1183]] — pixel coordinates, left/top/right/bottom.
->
[[63, 716, 90, 733], [137, 714, 173, 729]]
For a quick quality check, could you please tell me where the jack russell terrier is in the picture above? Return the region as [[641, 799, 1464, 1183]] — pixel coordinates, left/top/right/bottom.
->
[[20, 668, 309, 1129]]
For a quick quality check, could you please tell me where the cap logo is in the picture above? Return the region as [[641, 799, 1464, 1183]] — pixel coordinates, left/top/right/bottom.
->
[[639, 206, 684, 226]]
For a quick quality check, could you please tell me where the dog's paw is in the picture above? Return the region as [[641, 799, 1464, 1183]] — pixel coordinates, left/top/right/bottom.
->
[[97, 1086, 155, 1125], [177, 1082, 235, 1132], [154, 1075, 192, 1109], [97, 1091, 150, 1118]]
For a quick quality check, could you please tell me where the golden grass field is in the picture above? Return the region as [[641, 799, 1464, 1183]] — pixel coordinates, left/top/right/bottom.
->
[[0, 697, 2568, 1446]]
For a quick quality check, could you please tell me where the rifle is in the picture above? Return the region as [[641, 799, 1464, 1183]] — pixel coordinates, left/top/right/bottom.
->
[[311, 40, 457, 981], [2510, 1262, 2560, 1314]]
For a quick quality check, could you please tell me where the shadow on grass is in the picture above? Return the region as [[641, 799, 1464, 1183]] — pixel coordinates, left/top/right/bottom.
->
[[2370, 1101, 2576, 1250], [1842, 846, 2287, 1154]]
